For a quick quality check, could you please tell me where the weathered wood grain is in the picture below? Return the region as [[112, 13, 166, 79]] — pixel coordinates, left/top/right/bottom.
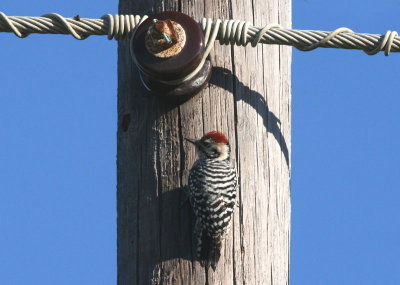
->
[[117, 0, 291, 284]]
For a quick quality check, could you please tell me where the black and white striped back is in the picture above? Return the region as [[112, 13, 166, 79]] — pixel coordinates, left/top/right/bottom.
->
[[188, 157, 238, 268]]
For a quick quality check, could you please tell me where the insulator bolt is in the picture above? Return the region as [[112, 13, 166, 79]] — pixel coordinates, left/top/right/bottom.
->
[[147, 18, 178, 50]]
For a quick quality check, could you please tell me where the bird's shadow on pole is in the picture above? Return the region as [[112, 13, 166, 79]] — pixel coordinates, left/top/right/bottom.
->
[[209, 66, 290, 168], [146, 187, 198, 280]]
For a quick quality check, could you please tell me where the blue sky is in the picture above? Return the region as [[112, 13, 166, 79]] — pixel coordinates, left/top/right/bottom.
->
[[1, 1, 399, 284]]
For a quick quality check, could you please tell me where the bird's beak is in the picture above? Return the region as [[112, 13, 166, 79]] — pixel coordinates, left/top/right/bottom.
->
[[185, 138, 197, 145]]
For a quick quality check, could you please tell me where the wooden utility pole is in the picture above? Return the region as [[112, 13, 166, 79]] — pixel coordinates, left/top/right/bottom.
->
[[117, 0, 291, 284]]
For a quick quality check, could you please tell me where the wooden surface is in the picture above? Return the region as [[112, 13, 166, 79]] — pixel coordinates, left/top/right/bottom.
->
[[117, 0, 291, 284]]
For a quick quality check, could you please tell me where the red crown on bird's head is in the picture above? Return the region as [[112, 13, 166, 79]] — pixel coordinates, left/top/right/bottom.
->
[[203, 131, 229, 144]]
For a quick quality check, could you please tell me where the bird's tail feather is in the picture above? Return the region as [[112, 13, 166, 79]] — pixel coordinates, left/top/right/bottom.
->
[[199, 232, 222, 271]]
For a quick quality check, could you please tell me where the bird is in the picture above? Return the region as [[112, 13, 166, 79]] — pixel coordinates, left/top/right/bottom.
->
[[185, 131, 238, 270]]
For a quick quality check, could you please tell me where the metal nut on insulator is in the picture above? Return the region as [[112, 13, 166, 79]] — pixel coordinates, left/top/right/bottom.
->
[[130, 11, 212, 103]]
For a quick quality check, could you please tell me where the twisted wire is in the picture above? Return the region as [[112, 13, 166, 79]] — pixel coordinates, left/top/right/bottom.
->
[[0, 12, 399, 55], [0, 12, 147, 40]]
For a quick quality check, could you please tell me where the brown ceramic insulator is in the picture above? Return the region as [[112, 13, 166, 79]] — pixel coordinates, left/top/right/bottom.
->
[[131, 11, 212, 103]]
